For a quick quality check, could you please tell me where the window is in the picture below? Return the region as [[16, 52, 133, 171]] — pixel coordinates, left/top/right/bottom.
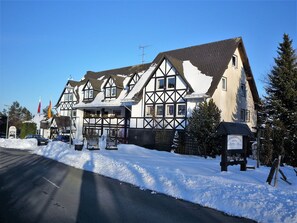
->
[[104, 78, 117, 99], [241, 84, 246, 97], [177, 104, 186, 116], [232, 55, 238, 68], [241, 109, 250, 122], [156, 105, 164, 116], [111, 87, 116, 97], [246, 110, 250, 122], [146, 105, 154, 117], [167, 77, 175, 89], [222, 77, 227, 91], [84, 91, 89, 99], [166, 104, 174, 116], [64, 92, 73, 101], [157, 78, 165, 90], [84, 89, 93, 100], [106, 88, 111, 97], [105, 87, 116, 98]]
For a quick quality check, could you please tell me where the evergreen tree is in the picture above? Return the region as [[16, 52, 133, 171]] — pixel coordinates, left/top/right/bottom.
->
[[264, 34, 297, 166], [187, 99, 221, 157], [3, 101, 33, 135], [171, 131, 179, 153]]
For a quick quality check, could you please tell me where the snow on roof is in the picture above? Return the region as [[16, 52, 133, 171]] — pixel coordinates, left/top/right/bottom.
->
[[183, 60, 213, 96], [123, 63, 157, 102], [74, 75, 131, 108]]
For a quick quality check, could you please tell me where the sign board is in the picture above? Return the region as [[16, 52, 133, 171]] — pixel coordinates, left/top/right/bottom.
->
[[9, 126, 17, 138], [227, 135, 242, 150]]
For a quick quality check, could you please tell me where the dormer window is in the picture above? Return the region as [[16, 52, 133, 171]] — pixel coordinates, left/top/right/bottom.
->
[[127, 73, 140, 92], [64, 87, 73, 101], [104, 78, 117, 99], [83, 81, 94, 101]]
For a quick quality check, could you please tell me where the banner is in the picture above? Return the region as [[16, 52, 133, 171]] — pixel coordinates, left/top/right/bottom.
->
[[48, 100, 52, 118], [37, 99, 41, 114]]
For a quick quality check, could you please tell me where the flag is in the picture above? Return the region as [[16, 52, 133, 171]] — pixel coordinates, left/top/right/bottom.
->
[[48, 100, 52, 118], [37, 99, 41, 114]]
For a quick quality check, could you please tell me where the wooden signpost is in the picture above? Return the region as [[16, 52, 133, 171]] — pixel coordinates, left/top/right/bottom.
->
[[216, 122, 253, 172]]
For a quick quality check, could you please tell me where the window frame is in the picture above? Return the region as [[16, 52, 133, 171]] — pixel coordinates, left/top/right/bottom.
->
[[232, 55, 238, 68], [222, 77, 227, 91], [240, 109, 250, 122], [166, 104, 174, 117], [157, 78, 165, 90], [241, 83, 246, 97], [167, 77, 175, 89], [155, 105, 164, 117], [145, 105, 154, 117], [176, 104, 186, 117], [111, 86, 117, 97]]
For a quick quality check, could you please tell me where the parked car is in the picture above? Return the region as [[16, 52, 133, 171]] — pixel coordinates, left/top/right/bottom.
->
[[25, 134, 49, 146], [53, 135, 72, 144]]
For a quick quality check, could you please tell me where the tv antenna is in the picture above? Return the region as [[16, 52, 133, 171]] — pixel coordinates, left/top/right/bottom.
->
[[139, 45, 150, 64]]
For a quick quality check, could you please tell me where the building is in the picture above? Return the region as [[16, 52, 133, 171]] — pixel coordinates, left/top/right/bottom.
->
[[54, 37, 259, 150]]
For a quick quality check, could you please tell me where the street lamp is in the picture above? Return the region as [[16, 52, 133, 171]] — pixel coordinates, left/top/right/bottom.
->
[[4, 105, 9, 139]]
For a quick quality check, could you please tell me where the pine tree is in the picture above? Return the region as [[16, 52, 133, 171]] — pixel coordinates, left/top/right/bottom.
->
[[3, 101, 33, 135], [264, 34, 297, 166], [187, 99, 221, 157]]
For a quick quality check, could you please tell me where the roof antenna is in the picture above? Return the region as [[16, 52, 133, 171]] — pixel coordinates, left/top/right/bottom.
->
[[139, 45, 150, 64]]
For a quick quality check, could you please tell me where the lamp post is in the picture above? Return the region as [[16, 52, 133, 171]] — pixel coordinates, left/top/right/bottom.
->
[[4, 105, 9, 139]]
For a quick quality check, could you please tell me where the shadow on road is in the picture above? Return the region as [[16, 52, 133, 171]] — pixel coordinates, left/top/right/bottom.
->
[[0, 149, 69, 223]]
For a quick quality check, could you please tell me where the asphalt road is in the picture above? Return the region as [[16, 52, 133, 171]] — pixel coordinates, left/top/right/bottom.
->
[[0, 148, 255, 223]]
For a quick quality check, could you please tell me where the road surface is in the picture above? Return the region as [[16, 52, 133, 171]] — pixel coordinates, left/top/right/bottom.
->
[[0, 148, 255, 223]]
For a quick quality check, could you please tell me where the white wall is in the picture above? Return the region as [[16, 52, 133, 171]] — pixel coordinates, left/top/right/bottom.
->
[[212, 48, 257, 130]]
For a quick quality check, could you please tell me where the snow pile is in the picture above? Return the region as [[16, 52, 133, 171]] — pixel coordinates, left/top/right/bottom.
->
[[33, 142, 297, 223], [0, 138, 38, 149]]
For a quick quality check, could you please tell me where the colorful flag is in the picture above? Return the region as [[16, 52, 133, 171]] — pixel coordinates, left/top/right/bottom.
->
[[37, 99, 41, 114], [48, 100, 52, 118]]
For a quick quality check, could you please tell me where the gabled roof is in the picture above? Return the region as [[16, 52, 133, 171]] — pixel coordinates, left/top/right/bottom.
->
[[103, 75, 126, 89], [153, 37, 240, 96], [55, 80, 82, 107], [83, 78, 103, 91], [57, 37, 260, 109], [125, 37, 259, 103]]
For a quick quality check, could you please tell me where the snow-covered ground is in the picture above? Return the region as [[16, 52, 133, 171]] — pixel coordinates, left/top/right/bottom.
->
[[1, 140, 296, 223]]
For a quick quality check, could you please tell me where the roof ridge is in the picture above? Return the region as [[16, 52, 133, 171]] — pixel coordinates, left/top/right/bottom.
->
[[160, 37, 242, 55]]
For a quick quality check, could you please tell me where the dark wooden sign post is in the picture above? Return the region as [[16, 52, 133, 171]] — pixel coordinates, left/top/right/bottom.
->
[[216, 122, 254, 172]]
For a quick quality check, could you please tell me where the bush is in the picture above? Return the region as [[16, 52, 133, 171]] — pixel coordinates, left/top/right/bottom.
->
[[20, 122, 36, 139]]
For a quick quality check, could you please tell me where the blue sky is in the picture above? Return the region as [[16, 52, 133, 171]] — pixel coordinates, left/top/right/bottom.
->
[[0, 0, 296, 114]]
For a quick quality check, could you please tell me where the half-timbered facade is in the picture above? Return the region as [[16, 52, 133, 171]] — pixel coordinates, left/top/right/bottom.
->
[[53, 37, 259, 150]]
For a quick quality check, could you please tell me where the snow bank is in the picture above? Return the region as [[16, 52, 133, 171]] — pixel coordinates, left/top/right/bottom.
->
[[33, 142, 297, 223], [0, 138, 38, 149]]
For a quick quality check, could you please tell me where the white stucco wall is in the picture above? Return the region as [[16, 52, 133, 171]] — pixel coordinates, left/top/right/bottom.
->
[[212, 48, 257, 131]]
